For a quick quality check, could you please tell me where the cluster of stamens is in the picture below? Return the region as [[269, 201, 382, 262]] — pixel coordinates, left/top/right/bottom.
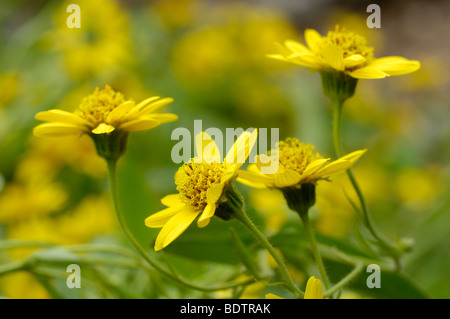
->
[[75, 85, 129, 127], [276, 138, 323, 175], [175, 162, 227, 211]]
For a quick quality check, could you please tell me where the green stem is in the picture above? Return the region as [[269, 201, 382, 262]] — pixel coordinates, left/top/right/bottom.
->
[[0, 259, 29, 277], [299, 211, 331, 290], [234, 208, 304, 298], [323, 263, 364, 298], [331, 99, 401, 263], [105, 159, 255, 292]]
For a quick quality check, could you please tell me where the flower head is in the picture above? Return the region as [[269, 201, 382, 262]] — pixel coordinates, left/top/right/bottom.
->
[[268, 25, 420, 79], [145, 130, 257, 251], [238, 137, 366, 189], [34, 85, 177, 160]]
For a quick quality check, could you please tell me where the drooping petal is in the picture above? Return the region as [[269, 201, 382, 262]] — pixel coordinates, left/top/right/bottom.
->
[[368, 56, 421, 76], [35, 109, 91, 127], [224, 129, 258, 169], [154, 208, 199, 251], [118, 117, 160, 132], [33, 123, 86, 137], [206, 182, 226, 205], [145, 204, 186, 228], [323, 43, 345, 71], [197, 203, 216, 228], [92, 123, 115, 134], [274, 169, 302, 188]]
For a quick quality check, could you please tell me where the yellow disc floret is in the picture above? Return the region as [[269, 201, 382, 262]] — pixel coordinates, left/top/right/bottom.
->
[[175, 162, 227, 211], [75, 85, 129, 128], [277, 138, 323, 175]]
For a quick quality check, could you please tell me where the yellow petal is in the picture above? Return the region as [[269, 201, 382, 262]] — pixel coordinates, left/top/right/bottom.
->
[[274, 169, 301, 188], [236, 168, 274, 188], [145, 204, 186, 228], [265, 293, 284, 299], [368, 56, 421, 76], [197, 204, 216, 228], [266, 54, 288, 62], [323, 43, 344, 71], [126, 96, 160, 117], [287, 53, 324, 69], [224, 129, 258, 168], [145, 113, 178, 125], [206, 183, 225, 205], [154, 208, 199, 251], [301, 158, 329, 178], [348, 66, 388, 79], [304, 28, 323, 51], [160, 194, 183, 207], [311, 159, 353, 178], [92, 123, 115, 134], [284, 40, 311, 55], [304, 276, 323, 299], [118, 117, 160, 132], [35, 109, 91, 127], [106, 101, 135, 124], [195, 131, 221, 163], [344, 54, 366, 68], [33, 123, 86, 137], [136, 97, 174, 117], [338, 149, 367, 164]]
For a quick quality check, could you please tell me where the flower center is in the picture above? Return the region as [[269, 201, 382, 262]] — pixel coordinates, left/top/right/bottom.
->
[[175, 162, 227, 211], [277, 138, 323, 175], [318, 25, 374, 62], [75, 85, 128, 127]]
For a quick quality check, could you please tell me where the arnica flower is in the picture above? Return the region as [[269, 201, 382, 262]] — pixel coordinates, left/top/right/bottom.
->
[[238, 137, 366, 214], [33, 85, 177, 160], [268, 25, 420, 80], [268, 25, 420, 101], [145, 130, 258, 251]]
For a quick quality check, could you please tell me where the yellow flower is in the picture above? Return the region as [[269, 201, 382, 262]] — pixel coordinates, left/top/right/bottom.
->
[[33, 85, 177, 160], [268, 25, 420, 79], [238, 137, 366, 189], [34, 85, 177, 137], [145, 130, 258, 251], [304, 276, 324, 299]]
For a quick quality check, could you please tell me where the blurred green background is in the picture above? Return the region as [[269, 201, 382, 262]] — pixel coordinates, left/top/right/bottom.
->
[[0, 0, 449, 299]]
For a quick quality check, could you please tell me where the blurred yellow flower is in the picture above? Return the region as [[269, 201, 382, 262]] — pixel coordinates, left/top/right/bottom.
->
[[145, 130, 257, 251], [268, 25, 420, 79], [0, 272, 51, 299], [47, 0, 132, 78], [238, 137, 366, 189], [34, 85, 177, 138]]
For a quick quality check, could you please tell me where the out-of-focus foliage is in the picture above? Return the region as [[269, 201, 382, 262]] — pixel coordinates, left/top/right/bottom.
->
[[0, 0, 449, 299]]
